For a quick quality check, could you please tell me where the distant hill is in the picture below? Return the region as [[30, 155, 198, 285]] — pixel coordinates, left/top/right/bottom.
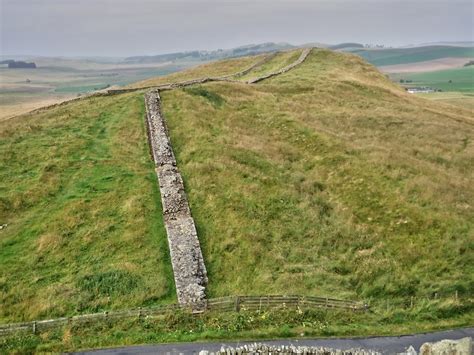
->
[[349, 45, 474, 66], [406, 41, 474, 48], [329, 42, 364, 50], [124, 42, 294, 64]]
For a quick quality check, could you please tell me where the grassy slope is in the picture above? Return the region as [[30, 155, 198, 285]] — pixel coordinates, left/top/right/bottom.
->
[[390, 67, 474, 92], [128, 54, 266, 89], [0, 93, 175, 322], [237, 49, 303, 81], [418, 92, 474, 110], [352, 46, 474, 66], [1, 48, 473, 353], [161, 49, 474, 304]]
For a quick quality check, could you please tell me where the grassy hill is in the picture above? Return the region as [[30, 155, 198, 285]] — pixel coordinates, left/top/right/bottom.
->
[[0, 93, 175, 323], [352, 45, 474, 66], [1, 48, 473, 351], [161, 50, 473, 302], [127, 54, 265, 88]]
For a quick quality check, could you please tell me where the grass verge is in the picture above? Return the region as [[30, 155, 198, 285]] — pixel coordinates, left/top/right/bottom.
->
[[1, 299, 472, 353]]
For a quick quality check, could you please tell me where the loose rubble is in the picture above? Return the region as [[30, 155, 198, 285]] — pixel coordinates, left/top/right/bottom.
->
[[198, 343, 381, 355]]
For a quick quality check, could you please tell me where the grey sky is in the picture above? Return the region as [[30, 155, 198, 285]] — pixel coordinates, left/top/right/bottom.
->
[[1, 0, 473, 57]]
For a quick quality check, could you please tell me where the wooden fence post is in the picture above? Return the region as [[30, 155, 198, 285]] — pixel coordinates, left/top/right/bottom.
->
[[235, 296, 241, 312], [32, 321, 37, 334]]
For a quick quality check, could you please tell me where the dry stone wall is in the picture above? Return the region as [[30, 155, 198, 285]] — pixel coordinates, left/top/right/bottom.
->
[[19, 48, 313, 120], [104, 48, 313, 94], [21, 49, 314, 308], [141, 50, 313, 308], [144, 90, 208, 308], [247, 47, 312, 84], [200, 343, 381, 355]]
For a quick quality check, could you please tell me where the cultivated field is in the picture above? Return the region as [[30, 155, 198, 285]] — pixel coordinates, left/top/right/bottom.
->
[[390, 66, 474, 93], [380, 57, 472, 73], [0, 59, 186, 120], [352, 45, 474, 66]]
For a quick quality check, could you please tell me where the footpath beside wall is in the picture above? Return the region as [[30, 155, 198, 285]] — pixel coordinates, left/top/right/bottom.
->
[[144, 90, 208, 308]]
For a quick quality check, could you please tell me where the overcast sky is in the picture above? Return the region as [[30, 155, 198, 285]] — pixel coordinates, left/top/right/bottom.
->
[[1, 0, 473, 57]]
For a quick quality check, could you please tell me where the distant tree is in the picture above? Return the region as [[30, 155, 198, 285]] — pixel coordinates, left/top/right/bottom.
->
[[400, 79, 405, 83]]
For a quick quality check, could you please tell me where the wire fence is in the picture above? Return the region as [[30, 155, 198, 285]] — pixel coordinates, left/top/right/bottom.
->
[[0, 295, 366, 336]]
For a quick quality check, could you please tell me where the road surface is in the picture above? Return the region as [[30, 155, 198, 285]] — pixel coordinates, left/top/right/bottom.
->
[[76, 327, 473, 354]]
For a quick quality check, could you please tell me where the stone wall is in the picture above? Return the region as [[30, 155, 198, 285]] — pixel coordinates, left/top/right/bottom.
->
[[144, 90, 208, 308], [104, 48, 313, 95], [201, 343, 381, 355], [19, 48, 313, 119], [247, 47, 312, 84]]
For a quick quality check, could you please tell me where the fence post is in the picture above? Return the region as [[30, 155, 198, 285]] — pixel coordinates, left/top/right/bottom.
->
[[455, 290, 458, 301], [235, 296, 241, 312], [410, 296, 414, 308], [138, 307, 142, 320], [32, 321, 37, 334], [326, 297, 328, 308]]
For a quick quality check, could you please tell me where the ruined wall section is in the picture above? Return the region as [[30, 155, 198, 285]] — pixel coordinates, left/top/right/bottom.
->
[[247, 48, 312, 84], [144, 90, 208, 308]]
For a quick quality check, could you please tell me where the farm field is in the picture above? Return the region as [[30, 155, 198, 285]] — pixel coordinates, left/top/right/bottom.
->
[[389, 67, 474, 93], [0, 60, 187, 120], [351, 45, 474, 66], [379, 57, 472, 73]]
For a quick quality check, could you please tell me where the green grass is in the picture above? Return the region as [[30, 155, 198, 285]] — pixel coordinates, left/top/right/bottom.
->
[[0, 93, 175, 323], [352, 46, 474, 66], [237, 49, 303, 81], [129, 54, 266, 89], [1, 48, 473, 352], [161, 49, 473, 304], [391, 67, 474, 92], [417, 91, 474, 110], [2, 299, 472, 353]]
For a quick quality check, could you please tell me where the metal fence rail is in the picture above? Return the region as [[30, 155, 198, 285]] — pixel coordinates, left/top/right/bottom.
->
[[0, 295, 367, 336]]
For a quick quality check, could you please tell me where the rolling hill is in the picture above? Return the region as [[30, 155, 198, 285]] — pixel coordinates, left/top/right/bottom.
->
[[1, 48, 473, 352]]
